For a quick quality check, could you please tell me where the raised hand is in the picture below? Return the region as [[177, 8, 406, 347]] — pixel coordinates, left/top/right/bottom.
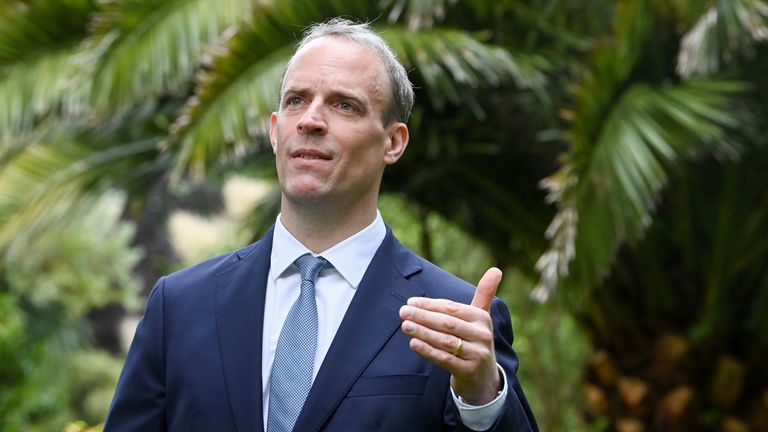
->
[[399, 267, 503, 405]]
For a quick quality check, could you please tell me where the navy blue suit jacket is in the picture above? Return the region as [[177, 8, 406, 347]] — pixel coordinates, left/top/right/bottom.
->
[[105, 227, 538, 431]]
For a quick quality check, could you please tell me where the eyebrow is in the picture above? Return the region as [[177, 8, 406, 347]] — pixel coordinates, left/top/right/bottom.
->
[[282, 86, 368, 107]]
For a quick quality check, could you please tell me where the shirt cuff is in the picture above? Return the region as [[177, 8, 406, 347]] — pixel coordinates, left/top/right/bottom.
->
[[450, 364, 508, 431]]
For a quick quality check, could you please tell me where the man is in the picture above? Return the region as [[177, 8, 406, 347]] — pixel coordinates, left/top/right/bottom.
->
[[105, 18, 538, 432]]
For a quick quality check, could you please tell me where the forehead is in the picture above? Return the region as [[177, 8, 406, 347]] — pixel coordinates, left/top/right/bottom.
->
[[282, 37, 390, 101]]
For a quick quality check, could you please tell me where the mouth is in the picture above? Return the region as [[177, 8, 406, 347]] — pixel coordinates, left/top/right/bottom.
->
[[290, 149, 332, 160]]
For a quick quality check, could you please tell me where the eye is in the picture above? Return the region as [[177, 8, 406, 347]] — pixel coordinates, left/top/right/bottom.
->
[[338, 101, 356, 112], [286, 96, 303, 106]]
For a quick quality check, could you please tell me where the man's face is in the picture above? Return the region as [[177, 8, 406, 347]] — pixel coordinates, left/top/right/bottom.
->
[[270, 37, 408, 210]]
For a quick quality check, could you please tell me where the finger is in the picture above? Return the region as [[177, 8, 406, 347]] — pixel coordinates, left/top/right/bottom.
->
[[400, 305, 480, 340], [401, 320, 470, 357], [407, 337, 471, 375], [405, 297, 486, 321], [471, 267, 502, 312]]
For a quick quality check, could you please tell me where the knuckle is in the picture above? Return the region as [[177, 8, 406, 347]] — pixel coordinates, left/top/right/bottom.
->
[[476, 328, 493, 344], [442, 335, 454, 348], [477, 347, 491, 360], [438, 350, 453, 363], [444, 302, 460, 315]]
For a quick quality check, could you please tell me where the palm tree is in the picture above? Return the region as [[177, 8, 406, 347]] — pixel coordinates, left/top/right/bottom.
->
[[0, 0, 548, 247], [0, 0, 556, 428], [534, 0, 768, 430], [2, 0, 767, 430]]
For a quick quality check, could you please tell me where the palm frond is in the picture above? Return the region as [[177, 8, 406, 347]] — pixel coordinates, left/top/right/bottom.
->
[[166, 0, 381, 180], [166, 23, 291, 181], [566, 0, 657, 159], [535, 79, 747, 299], [678, 0, 768, 78], [0, 134, 159, 250], [169, 43, 288, 181], [0, 1, 94, 137], [168, 17, 548, 181], [84, 0, 254, 113], [387, 28, 548, 113], [0, 46, 89, 140], [0, 0, 92, 68], [380, 0, 457, 30]]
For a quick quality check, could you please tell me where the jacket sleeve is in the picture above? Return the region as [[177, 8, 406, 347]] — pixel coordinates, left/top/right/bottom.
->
[[104, 278, 167, 432], [487, 297, 539, 432], [441, 296, 539, 432]]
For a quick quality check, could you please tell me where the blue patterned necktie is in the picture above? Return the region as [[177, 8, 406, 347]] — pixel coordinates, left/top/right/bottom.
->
[[267, 253, 331, 432]]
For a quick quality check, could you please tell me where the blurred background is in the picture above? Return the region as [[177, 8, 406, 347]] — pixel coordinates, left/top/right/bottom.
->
[[1, 0, 767, 431]]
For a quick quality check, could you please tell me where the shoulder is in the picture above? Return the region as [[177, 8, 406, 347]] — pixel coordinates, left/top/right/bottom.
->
[[412, 255, 474, 293], [166, 242, 253, 281], [385, 229, 511, 317], [384, 231, 475, 304], [158, 229, 271, 299]]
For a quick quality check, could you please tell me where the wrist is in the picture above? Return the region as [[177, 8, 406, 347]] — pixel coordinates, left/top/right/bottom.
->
[[451, 366, 503, 405]]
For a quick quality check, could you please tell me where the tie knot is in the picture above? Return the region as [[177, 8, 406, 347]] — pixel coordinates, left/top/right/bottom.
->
[[294, 253, 331, 283]]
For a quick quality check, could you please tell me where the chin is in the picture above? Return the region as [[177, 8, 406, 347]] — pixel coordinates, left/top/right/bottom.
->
[[284, 186, 331, 204]]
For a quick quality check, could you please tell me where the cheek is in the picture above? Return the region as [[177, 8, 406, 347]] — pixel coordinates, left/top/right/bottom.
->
[[345, 148, 386, 182], [350, 128, 388, 157]]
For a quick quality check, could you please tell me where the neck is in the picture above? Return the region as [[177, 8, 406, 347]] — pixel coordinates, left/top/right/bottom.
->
[[279, 195, 378, 253]]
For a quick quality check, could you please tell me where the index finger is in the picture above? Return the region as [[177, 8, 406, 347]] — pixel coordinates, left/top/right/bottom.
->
[[471, 267, 502, 312]]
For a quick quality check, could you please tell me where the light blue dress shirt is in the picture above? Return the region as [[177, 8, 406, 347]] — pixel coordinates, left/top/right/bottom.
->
[[261, 212, 507, 430]]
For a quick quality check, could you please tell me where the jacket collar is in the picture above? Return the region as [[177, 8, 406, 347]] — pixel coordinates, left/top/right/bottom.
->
[[216, 227, 274, 432], [294, 227, 424, 431], [216, 226, 424, 432]]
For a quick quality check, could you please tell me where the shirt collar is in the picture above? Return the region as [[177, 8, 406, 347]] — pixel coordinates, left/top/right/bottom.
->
[[270, 211, 386, 288]]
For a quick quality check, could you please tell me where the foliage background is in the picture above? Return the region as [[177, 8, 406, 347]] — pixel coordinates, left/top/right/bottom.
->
[[1, 0, 767, 431]]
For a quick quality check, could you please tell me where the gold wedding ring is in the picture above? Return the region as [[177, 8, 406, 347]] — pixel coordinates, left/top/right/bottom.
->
[[452, 337, 464, 357]]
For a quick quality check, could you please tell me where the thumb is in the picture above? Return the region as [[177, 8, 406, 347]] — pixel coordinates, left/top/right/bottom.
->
[[471, 267, 502, 312]]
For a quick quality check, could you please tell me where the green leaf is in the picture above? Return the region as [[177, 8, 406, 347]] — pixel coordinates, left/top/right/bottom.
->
[[5, 190, 143, 317], [0, 0, 93, 68], [85, 0, 254, 113], [168, 16, 547, 180], [388, 29, 547, 110], [536, 79, 747, 296], [167, 30, 291, 181], [0, 133, 159, 249], [165, 0, 381, 180], [677, 0, 768, 77], [0, 1, 95, 139], [0, 46, 88, 140]]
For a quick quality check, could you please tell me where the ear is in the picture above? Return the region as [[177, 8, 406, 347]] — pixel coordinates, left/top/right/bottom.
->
[[269, 112, 279, 154], [383, 122, 409, 165]]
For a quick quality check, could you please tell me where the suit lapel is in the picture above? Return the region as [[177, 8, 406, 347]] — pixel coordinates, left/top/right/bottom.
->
[[215, 228, 274, 432], [293, 229, 424, 432]]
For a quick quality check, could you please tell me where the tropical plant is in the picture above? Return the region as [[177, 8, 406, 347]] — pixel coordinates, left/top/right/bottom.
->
[[0, 191, 142, 431], [2, 0, 767, 430], [0, 0, 561, 428], [534, 0, 768, 430]]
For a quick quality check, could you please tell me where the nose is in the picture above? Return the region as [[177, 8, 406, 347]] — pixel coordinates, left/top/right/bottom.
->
[[297, 102, 327, 136]]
